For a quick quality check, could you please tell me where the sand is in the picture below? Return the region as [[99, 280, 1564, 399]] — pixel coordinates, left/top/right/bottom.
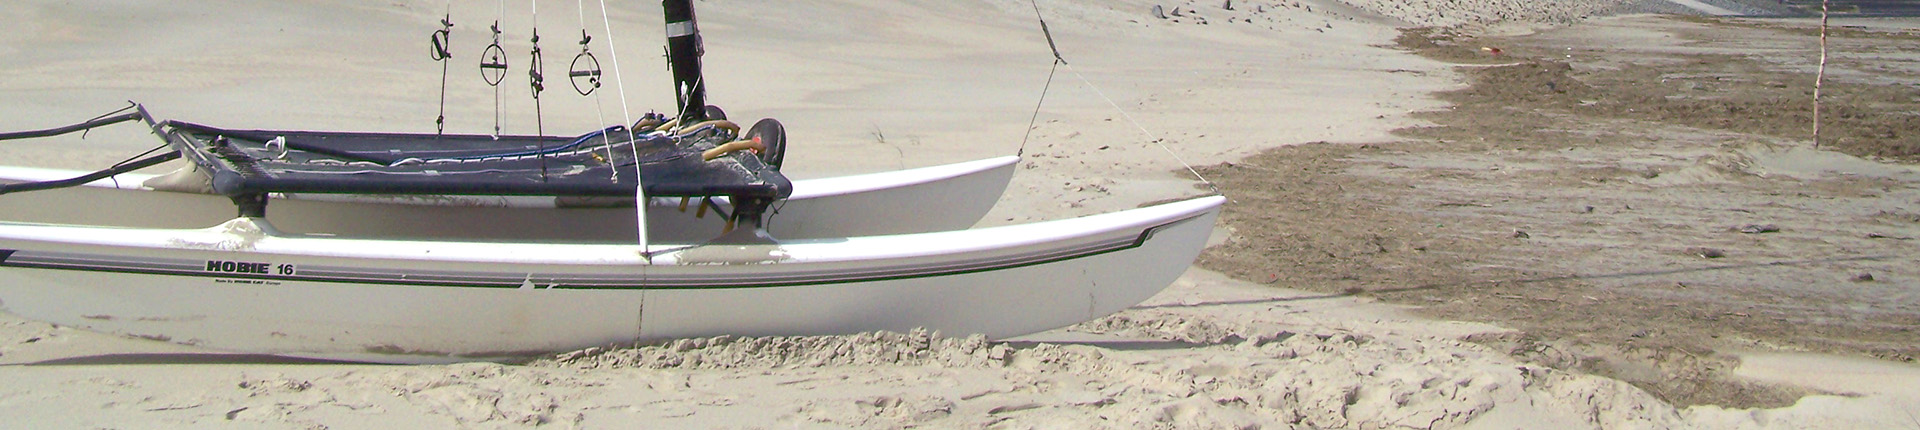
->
[[3, 0, 1919, 428]]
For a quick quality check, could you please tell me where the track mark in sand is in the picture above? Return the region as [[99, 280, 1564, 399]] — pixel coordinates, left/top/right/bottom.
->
[[792, 394, 954, 428]]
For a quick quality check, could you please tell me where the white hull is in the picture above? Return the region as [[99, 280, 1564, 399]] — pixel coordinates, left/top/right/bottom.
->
[[0, 196, 1223, 363], [0, 156, 1017, 242]]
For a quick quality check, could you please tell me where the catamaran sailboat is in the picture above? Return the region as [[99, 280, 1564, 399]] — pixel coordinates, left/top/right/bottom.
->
[[0, 0, 1223, 363]]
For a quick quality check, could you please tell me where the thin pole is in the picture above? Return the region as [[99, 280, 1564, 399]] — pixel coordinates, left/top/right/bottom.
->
[[1813, 0, 1829, 148]]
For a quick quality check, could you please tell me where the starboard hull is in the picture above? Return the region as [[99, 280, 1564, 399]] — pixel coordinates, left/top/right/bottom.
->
[[0, 156, 1017, 243], [0, 196, 1222, 363]]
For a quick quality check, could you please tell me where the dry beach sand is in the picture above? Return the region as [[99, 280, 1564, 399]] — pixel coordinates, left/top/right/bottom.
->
[[3, 0, 1919, 428]]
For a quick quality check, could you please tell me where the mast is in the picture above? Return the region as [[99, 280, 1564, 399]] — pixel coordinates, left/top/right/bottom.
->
[[663, 0, 707, 124]]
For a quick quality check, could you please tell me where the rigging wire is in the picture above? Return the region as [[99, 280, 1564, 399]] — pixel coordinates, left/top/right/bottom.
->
[[675, 74, 706, 126], [597, 0, 648, 255], [57, 103, 145, 189], [430, 2, 454, 135], [530, 0, 549, 179], [78, 101, 139, 140], [483, 0, 510, 138], [1063, 62, 1217, 194], [569, 16, 603, 96], [1017, 60, 1058, 157], [103, 142, 175, 189], [596, 0, 640, 151], [1017, 0, 1065, 157], [576, 0, 619, 180], [1023, 0, 1219, 195]]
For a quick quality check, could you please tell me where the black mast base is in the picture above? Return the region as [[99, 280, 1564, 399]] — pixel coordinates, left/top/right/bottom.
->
[[231, 193, 269, 218]]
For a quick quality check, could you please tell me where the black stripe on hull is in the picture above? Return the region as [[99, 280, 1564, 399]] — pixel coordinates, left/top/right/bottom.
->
[[0, 214, 1203, 290]]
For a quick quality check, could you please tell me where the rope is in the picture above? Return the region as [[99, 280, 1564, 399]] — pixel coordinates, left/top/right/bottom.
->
[[530, 0, 548, 179], [81, 102, 140, 140], [597, 0, 649, 254], [597, 0, 641, 172], [103, 141, 171, 188], [1017, 0, 1068, 157], [577, 0, 618, 178], [1060, 62, 1217, 193], [493, 0, 507, 137], [431, 2, 453, 135], [1016, 59, 1058, 157], [1030, 0, 1066, 64], [675, 74, 705, 125], [1024, 0, 1219, 194]]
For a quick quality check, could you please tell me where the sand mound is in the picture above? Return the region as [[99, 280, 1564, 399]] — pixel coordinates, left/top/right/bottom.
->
[[1641, 149, 1762, 185], [534, 329, 1016, 370], [1344, 0, 1645, 26], [530, 315, 1693, 428]]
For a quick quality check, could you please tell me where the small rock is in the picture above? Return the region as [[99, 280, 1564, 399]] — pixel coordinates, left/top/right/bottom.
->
[[1151, 5, 1167, 19], [1582, 205, 1595, 214], [1734, 224, 1780, 234], [1222, 0, 1233, 10], [1512, 230, 1530, 239], [1852, 273, 1875, 282], [1688, 248, 1725, 259], [1059, 389, 1111, 406]]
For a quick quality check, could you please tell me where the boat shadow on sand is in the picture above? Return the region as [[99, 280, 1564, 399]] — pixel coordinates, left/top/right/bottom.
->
[[12, 353, 363, 366], [1138, 254, 1895, 310]]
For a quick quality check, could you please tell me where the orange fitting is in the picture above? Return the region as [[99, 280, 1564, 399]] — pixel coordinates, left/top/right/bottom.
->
[[701, 137, 768, 161]]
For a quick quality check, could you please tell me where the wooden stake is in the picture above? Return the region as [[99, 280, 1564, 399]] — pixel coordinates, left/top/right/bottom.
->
[[1813, 0, 1829, 148]]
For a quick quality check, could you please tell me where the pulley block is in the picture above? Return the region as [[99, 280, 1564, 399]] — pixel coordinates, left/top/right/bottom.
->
[[480, 22, 508, 86], [528, 31, 545, 98], [570, 31, 602, 96], [429, 16, 453, 61]]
